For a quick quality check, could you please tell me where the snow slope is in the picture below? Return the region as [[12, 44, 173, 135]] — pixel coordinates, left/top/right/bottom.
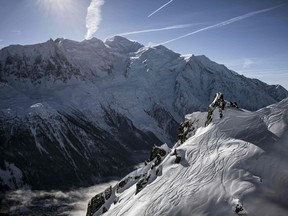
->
[[91, 97, 288, 216]]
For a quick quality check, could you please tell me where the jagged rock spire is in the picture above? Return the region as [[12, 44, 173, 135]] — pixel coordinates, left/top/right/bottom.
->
[[205, 92, 226, 126]]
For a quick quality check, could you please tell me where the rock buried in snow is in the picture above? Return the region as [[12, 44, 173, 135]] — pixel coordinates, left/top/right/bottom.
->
[[172, 149, 182, 163], [149, 146, 167, 161], [86, 193, 105, 216], [205, 92, 226, 126], [175, 155, 182, 163], [86, 186, 112, 216], [117, 176, 132, 192], [135, 175, 150, 195], [235, 204, 244, 214]]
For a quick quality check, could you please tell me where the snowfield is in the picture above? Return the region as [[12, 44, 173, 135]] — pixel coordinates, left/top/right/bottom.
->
[[91, 98, 288, 216]]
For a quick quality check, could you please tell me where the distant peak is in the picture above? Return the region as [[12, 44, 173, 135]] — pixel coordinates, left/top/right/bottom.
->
[[85, 37, 103, 43], [54, 38, 65, 45], [105, 35, 134, 43], [137, 44, 179, 56], [105, 35, 143, 53]]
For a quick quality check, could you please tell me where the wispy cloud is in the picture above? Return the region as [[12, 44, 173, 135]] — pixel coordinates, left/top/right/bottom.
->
[[119, 23, 201, 36], [2, 181, 117, 216], [85, 0, 105, 40], [160, 4, 285, 45], [148, 0, 174, 17], [242, 58, 255, 69], [225, 57, 288, 69], [223, 57, 288, 88]]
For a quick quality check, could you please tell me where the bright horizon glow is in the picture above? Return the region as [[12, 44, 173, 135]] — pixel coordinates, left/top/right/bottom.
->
[[36, 0, 74, 15]]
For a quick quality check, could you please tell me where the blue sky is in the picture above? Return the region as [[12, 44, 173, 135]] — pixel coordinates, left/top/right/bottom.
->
[[0, 0, 288, 89]]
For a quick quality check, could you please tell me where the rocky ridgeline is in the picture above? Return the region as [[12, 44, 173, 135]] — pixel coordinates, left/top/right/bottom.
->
[[87, 97, 288, 216], [86, 107, 211, 216], [204, 92, 239, 126], [86, 143, 185, 216], [178, 92, 240, 145]]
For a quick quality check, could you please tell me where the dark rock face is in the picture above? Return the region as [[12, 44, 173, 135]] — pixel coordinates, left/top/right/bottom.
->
[[205, 92, 226, 126], [135, 175, 150, 195], [86, 186, 113, 216], [86, 192, 106, 216], [117, 177, 132, 192], [178, 120, 193, 144], [172, 149, 182, 163], [149, 146, 167, 161]]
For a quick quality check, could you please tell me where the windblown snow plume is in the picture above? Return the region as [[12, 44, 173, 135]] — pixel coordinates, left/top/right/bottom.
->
[[85, 0, 104, 40]]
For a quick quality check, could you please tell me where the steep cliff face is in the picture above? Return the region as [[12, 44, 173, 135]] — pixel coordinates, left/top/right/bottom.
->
[[0, 36, 287, 190]]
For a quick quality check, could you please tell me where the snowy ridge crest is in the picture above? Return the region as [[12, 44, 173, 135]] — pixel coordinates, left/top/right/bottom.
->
[[87, 98, 288, 216]]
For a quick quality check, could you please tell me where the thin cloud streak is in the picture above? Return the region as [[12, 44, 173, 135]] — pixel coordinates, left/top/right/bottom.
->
[[85, 0, 105, 40], [242, 58, 255, 69], [148, 0, 174, 17], [239, 68, 288, 74], [119, 23, 201, 36], [225, 57, 288, 70], [160, 4, 285, 45]]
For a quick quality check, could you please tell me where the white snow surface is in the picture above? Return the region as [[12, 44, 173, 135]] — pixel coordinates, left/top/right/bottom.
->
[[98, 98, 288, 216]]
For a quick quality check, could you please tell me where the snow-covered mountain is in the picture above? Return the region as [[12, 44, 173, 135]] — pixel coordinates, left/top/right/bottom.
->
[[0, 36, 287, 191], [87, 97, 288, 216]]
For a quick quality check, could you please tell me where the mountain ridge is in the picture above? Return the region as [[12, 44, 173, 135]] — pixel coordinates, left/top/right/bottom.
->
[[87, 97, 288, 216]]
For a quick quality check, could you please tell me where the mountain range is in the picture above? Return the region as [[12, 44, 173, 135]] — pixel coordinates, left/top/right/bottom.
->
[[0, 36, 287, 191]]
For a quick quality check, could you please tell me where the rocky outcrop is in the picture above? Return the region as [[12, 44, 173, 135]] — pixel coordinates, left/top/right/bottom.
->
[[205, 92, 226, 126], [149, 146, 167, 164], [86, 144, 171, 216], [86, 186, 113, 216], [177, 114, 204, 145], [171, 149, 182, 163]]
